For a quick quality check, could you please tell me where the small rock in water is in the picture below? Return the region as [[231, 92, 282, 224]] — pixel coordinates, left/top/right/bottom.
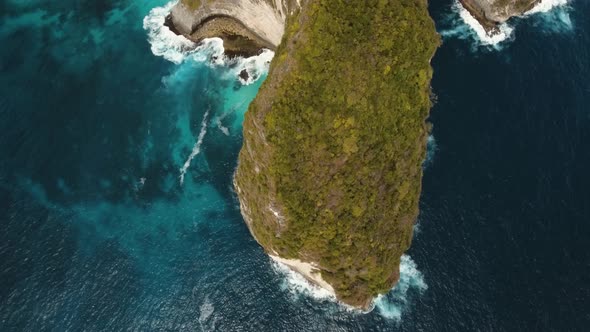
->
[[239, 69, 249, 82]]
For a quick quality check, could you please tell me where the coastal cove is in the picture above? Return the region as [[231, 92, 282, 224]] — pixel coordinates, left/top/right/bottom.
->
[[0, 0, 588, 331]]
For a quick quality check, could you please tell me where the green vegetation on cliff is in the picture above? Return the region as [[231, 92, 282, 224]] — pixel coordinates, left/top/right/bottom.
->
[[236, 0, 439, 307]]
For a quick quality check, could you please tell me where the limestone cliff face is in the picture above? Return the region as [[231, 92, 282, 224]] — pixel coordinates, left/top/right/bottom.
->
[[168, 0, 298, 55], [461, 0, 540, 30]]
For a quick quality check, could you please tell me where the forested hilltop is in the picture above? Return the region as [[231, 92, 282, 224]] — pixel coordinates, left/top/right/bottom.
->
[[234, 0, 439, 308]]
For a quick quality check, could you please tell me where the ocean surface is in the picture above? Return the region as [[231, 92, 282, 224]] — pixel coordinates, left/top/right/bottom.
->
[[0, 0, 588, 330]]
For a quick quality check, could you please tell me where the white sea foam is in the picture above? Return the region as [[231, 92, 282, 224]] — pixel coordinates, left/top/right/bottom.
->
[[445, 0, 572, 50], [215, 118, 230, 136], [186, 38, 275, 85], [230, 49, 275, 85], [525, 0, 570, 15], [423, 135, 437, 169], [525, 0, 573, 33], [441, 1, 514, 48], [143, 2, 274, 85], [455, 1, 514, 46], [272, 254, 426, 319], [374, 255, 427, 321], [179, 109, 210, 185], [143, 2, 197, 64], [134, 177, 147, 192]]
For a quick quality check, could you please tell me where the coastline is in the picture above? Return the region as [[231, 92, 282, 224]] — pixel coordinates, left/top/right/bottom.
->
[[458, 0, 499, 32], [458, 0, 541, 34]]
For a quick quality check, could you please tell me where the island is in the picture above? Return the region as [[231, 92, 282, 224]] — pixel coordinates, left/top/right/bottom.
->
[[167, 0, 439, 309]]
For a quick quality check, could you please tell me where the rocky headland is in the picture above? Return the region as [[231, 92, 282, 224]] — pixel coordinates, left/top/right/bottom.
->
[[169, 0, 439, 309], [459, 0, 541, 32]]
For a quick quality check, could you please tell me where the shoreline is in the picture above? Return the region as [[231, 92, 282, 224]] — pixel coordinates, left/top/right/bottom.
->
[[269, 255, 336, 295], [458, 0, 499, 33], [458, 0, 542, 35], [165, 13, 272, 58], [165, 0, 287, 58]]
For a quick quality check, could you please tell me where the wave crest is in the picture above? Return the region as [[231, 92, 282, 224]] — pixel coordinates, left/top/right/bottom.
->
[[143, 2, 196, 64], [374, 255, 427, 321], [441, 0, 573, 50]]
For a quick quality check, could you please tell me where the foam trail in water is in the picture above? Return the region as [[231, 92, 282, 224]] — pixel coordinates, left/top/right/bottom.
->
[[459, 6, 513, 45], [215, 118, 230, 136], [423, 135, 437, 169], [199, 297, 214, 332], [525, 0, 573, 33], [179, 109, 209, 185], [374, 255, 427, 321], [143, 2, 274, 85], [443, 0, 514, 47], [526, 0, 569, 14], [213, 100, 247, 136], [443, 0, 572, 50]]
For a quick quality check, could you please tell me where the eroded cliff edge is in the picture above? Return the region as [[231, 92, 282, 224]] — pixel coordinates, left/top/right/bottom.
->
[[460, 0, 540, 31], [170, 0, 439, 309], [166, 0, 298, 56]]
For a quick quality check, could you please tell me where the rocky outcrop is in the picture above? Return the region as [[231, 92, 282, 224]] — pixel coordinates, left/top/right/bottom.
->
[[460, 0, 540, 31], [166, 0, 298, 56], [169, 0, 439, 309]]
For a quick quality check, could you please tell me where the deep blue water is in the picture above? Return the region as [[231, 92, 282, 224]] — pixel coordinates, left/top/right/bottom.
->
[[1, 0, 588, 331]]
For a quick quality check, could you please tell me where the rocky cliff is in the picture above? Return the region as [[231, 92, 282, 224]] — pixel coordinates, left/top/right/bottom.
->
[[167, 0, 298, 56], [170, 0, 439, 309], [460, 0, 540, 31]]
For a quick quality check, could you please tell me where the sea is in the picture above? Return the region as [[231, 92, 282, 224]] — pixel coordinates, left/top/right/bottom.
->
[[0, 0, 588, 330]]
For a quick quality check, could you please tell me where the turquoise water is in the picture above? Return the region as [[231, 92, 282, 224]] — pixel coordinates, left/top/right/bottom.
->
[[1, 0, 588, 330]]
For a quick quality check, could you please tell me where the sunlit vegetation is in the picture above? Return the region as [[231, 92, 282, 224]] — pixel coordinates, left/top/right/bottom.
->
[[236, 0, 439, 307]]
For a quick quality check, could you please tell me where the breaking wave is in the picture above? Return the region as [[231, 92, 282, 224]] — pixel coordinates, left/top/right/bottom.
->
[[198, 297, 216, 332], [143, 2, 196, 64], [525, 0, 574, 34], [272, 254, 427, 320], [143, 2, 274, 85], [441, 0, 573, 50], [374, 255, 428, 321]]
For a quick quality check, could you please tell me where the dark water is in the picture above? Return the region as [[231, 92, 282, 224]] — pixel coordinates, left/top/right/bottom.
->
[[0, 0, 588, 330]]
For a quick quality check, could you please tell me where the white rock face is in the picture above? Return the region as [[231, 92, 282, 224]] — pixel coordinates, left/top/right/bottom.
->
[[170, 0, 294, 48], [466, 0, 539, 23]]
